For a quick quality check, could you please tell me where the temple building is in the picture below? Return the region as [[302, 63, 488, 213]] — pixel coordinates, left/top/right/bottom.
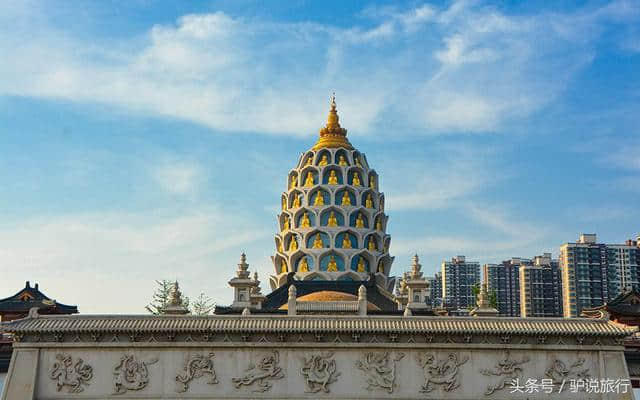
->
[[1, 97, 637, 400]]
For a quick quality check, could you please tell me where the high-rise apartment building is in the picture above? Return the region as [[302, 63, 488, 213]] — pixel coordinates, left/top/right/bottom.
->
[[519, 253, 563, 317], [483, 258, 531, 316], [560, 234, 640, 318], [429, 272, 443, 307], [441, 256, 480, 309]]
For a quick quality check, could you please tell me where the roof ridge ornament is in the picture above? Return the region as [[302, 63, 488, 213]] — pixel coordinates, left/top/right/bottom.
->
[[312, 93, 353, 150]]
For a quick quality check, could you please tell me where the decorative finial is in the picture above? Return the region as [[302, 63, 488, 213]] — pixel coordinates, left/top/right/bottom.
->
[[237, 253, 250, 279], [313, 92, 353, 150], [160, 281, 190, 315]]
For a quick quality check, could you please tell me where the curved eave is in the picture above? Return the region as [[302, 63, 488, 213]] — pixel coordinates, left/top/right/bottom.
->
[[1, 314, 636, 338]]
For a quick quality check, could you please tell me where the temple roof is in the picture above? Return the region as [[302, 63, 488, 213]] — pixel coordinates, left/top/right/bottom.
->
[[0, 281, 78, 315], [2, 313, 635, 338], [582, 289, 640, 320]]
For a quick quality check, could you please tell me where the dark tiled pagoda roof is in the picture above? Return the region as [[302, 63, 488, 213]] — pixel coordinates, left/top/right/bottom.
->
[[0, 281, 78, 315], [582, 289, 640, 319]]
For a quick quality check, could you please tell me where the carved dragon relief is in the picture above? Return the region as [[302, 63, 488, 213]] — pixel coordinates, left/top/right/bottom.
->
[[300, 352, 340, 393], [49, 354, 93, 393], [416, 353, 468, 393], [112, 354, 158, 395], [232, 351, 284, 392], [544, 357, 590, 384], [479, 351, 529, 396], [175, 353, 219, 393], [355, 351, 404, 394]]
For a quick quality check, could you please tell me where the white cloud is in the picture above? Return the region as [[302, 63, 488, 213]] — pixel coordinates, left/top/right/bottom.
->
[[151, 161, 203, 195], [0, 210, 269, 313], [1, 1, 636, 136]]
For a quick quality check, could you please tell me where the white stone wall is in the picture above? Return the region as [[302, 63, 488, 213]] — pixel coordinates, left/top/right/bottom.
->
[[4, 343, 633, 400]]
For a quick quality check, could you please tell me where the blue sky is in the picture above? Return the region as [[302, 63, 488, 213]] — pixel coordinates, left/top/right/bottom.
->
[[1, 0, 639, 313]]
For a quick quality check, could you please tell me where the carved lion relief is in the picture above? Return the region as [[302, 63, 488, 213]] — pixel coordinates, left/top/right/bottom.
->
[[175, 353, 219, 392], [49, 354, 93, 393], [300, 352, 340, 393], [416, 353, 468, 393], [355, 351, 404, 394], [479, 351, 529, 395], [112, 354, 158, 395], [232, 351, 284, 392]]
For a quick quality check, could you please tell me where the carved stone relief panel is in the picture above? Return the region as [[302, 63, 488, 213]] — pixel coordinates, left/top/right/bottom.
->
[[232, 350, 284, 392], [479, 351, 529, 396], [300, 352, 340, 393], [544, 357, 590, 384], [416, 353, 468, 393], [112, 354, 158, 395], [175, 353, 219, 393], [355, 351, 404, 394], [49, 354, 93, 393]]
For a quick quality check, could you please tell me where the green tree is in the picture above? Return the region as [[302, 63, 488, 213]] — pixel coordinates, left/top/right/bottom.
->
[[489, 289, 498, 309], [470, 283, 480, 308], [145, 280, 190, 314], [191, 292, 215, 316]]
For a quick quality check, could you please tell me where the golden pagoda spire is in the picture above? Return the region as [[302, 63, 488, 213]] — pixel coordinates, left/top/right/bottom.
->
[[312, 93, 353, 150]]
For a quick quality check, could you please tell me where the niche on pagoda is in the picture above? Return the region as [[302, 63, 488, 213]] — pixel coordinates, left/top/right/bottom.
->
[[322, 167, 343, 185], [284, 232, 300, 253], [373, 213, 386, 231], [288, 171, 299, 189], [300, 151, 315, 168], [335, 188, 356, 207], [293, 253, 314, 273], [364, 233, 381, 252], [334, 230, 358, 249], [300, 167, 318, 188], [279, 214, 292, 231], [319, 252, 345, 272], [368, 171, 378, 190], [315, 149, 331, 167], [289, 189, 303, 209], [306, 230, 329, 249], [273, 254, 288, 275], [308, 188, 329, 207], [349, 209, 369, 229], [347, 167, 365, 187], [295, 208, 316, 229], [350, 252, 371, 273], [361, 190, 377, 209], [320, 207, 345, 227], [334, 149, 350, 167]]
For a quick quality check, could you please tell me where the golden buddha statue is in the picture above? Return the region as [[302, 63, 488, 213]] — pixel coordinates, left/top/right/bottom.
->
[[365, 193, 373, 208], [292, 194, 301, 208], [304, 171, 315, 187], [283, 218, 290, 231], [338, 155, 348, 166], [357, 257, 366, 272], [282, 197, 287, 210], [369, 178, 376, 190], [355, 157, 362, 167], [327, 211, 338, 227], [328, 170, 338, 185], [305, 156, 313, 166], [319, 154, 329, 166], [300, 212, 311, 228], [352, 172, 361, 186], [281, 260, 287, 274], [298, 257, 309, 272], [376, 218, 382, 231], [312, 234, 324, 249], [342, 235, 352, 249], [278, 240, 283, 253], [368, 237, 376, 251], [327, 255, 338, 272], [288, 237, 298, 252], [313, 192, 324, 206], [290, 175, 297, 189], [377, 261, 384, 273], [341, 191, 351, 206], [355, 213, 365, 228]]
